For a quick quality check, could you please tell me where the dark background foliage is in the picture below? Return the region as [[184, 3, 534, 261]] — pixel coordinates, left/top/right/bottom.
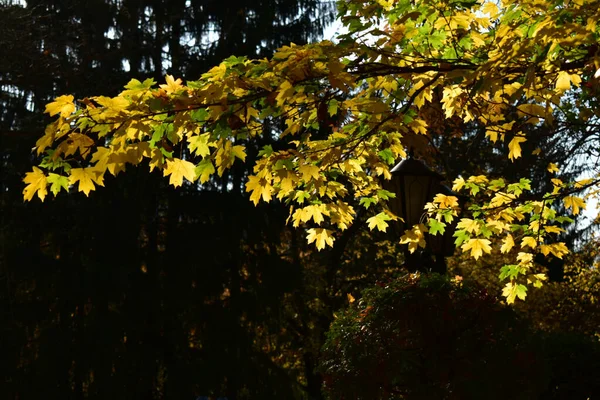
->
[[1, 1, 340, 398], [321, 274, 600, 400]]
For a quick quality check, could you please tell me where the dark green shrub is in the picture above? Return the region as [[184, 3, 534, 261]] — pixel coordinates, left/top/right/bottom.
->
[[320, 274, 545, 400]]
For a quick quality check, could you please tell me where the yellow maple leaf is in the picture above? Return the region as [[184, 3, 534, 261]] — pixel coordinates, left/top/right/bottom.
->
[[485, 127, 500, 143], [69, 167, 104, 196], [555, 71, 581, 92], [45, 95, 76, 118], [291, 207, 308, 227], [367, 212, 391, 232], [555, 71, 572, 92], [520, 236, 537, 249], [517, 252, 534, 265], [413, 86, 432, 108], [563, 196, 586, 215], [56, 133, 94, 158], [163, 158, 197, 188], [500, 234, 515, 253], [539, 242, 569, 259], [508, 135, 526, 161], [547, 163, 559, 173], [90, 146, 110, 168], [467, 175, 488, 184], [400, 224, 428, 253], [232, 145, 246, 162], [206, 63, 227, 82], [329, 201, 355, 230], [159, 74, 183, 94], [104, 149, 128, 176], [292, 204, 327, 226], [122, 142, 151, 165], [195, 158, 215, 184], [277, 175, 296, 198], [516, 104, 546, 120], [35, 133, 55, 156], [574, 178, 593, 188], [94, 96, 129, 113], [409, 118, 428, 135], [457, 218, 480, 234], [544, 225, 564, 234], [551, 178, 563, 187], [188, 133, 211, 157], [149, 148, 165, 173], [35, 119, 69, 155], [433, 193, 458, 209], [23, 167, 48, 201], [452, 176, 465, 191], [486, 219, 508, 233], [306, 228, 335, 250], [461, 238, 492, 260], [482, 2, 499, 17], [276, 80, 295, 106], [489, 192, 513, 208], [299, 164, 320, 182], [245, 175, 273, 205], [502, 282, 527, 304]]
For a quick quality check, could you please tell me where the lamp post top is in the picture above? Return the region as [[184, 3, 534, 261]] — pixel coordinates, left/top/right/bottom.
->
[[390, 157, 444, 181]]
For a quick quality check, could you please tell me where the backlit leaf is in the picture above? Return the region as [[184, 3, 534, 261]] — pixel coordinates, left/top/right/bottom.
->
[[45, 95, 76, 118], [428, 219, 446, 235], [69, 167, 104, 196], [502, 282, 527, 304], [563, 196, 586, 215], [195, 159, 215, 184], [520, 236, 537, 249], [367, 212, 392, 232], [188, 133, 211, 157], [23, 167, 48, 201], [245, 175, 273, 205], [163, 158, 196, 188], [508, 135, 527, 161], [457, 218, 480, 234], [299, 164, 320, 182], [461, 238, 492, 260], [500, 234, 515, 253], [47, 173, 70, 196], [306, 228, 335, 250]]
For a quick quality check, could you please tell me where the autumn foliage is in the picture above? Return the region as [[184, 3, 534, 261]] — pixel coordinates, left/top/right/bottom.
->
[[23, 0, 600, 302]]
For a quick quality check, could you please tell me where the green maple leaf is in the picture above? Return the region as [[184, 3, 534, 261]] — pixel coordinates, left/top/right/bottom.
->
[[367, 212, 392, 232], [195, 158, 215, 184], [47, 173, 70, 196], [502, 283, 527, 304], [453, 229, 470, 247], [428, 219, 446, 235], [359, 197, 378, 209], [328, 99, 338, 116]]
